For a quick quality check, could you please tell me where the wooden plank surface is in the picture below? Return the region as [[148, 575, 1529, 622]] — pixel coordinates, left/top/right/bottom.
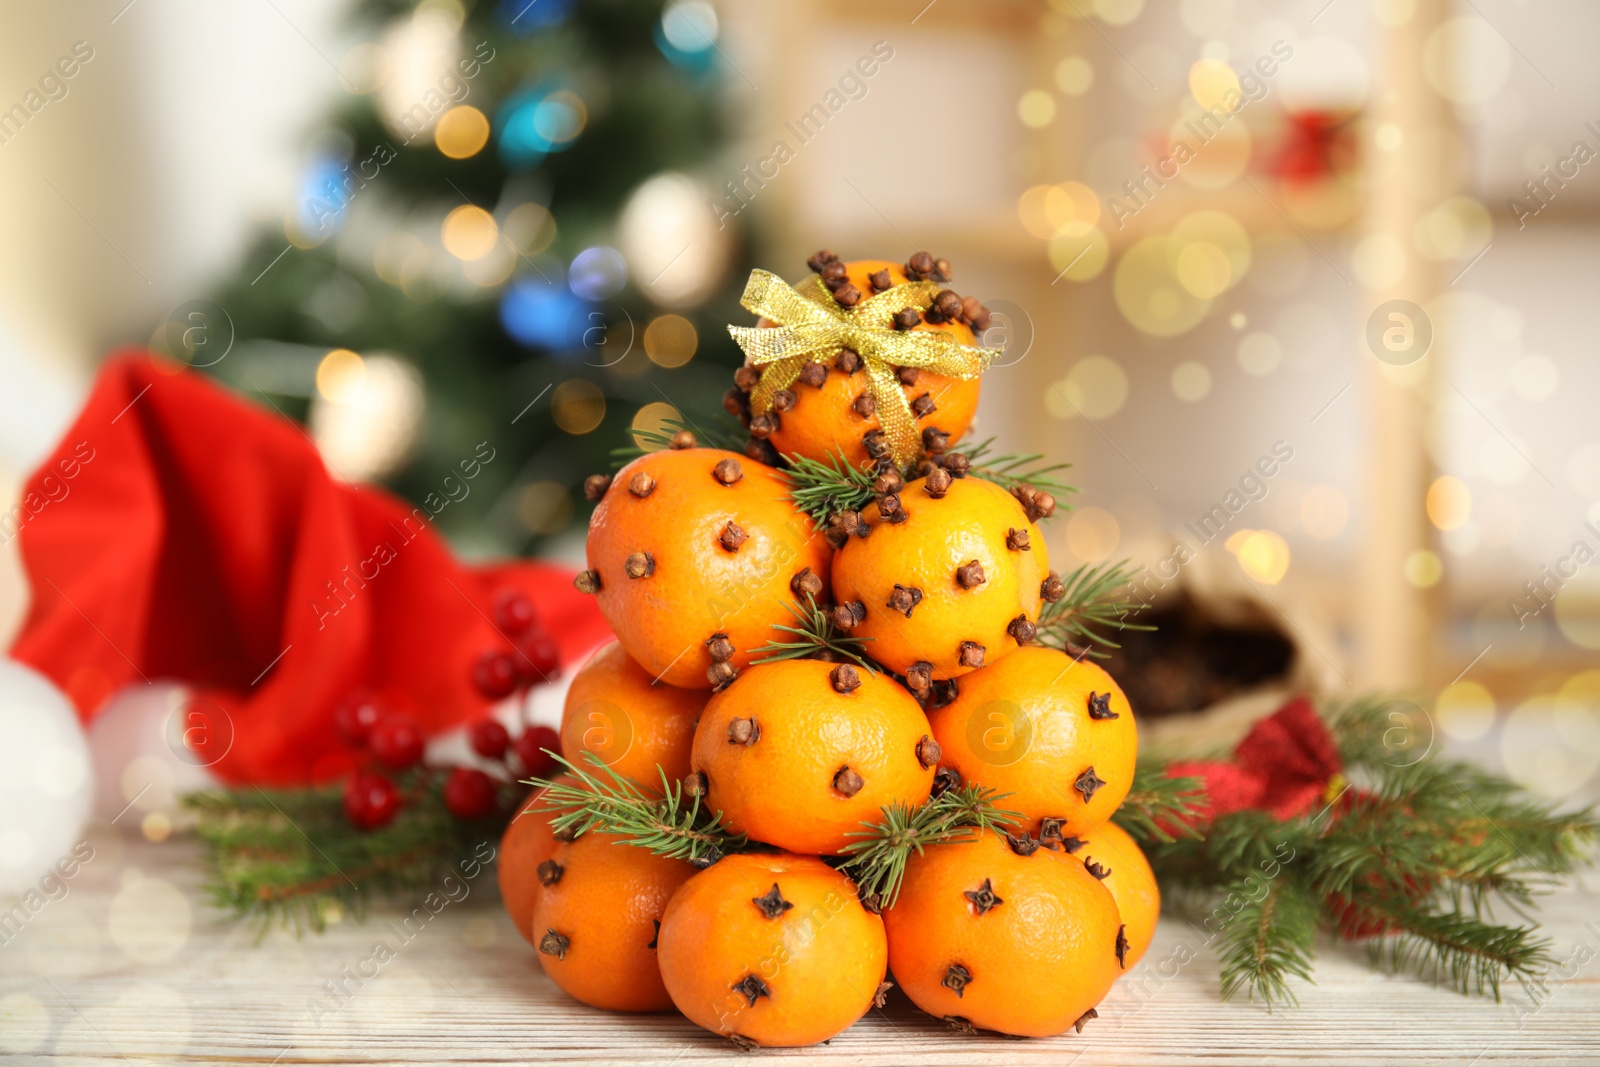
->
[[3, 828, 1598, 1066]]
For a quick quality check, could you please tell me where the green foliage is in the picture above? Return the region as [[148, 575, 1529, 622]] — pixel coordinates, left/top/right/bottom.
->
[[184, 776, 503, 938], [839, 785, 1023, 909], [779, 449, 878, 527], [749, 596, 877, 672], [528, 753, 742, 866], [1111, 762, 1205, 845], [1215, 877, 1319, 1008], [959, 437, 1076, 500], [1143, 694, 1600, 1009], [1035, 559, 1154, 658]]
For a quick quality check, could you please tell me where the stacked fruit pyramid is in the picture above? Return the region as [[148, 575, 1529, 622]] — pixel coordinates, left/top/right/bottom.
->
[[498, 252, 1160, 1047]]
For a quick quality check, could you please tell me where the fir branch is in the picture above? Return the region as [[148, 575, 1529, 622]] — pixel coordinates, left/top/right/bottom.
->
[[527, 753, 743, 867], [1035, 559, 1154, 657], [609, 416, 746, 467], [840, 785, 1023, 908], [749, 596, 877, 672], [1358, 897, 1552, 1001], [184, 780, 500, 938], [778, 449, 877, 527], [958, 437, 1077, 500], [1216, 876, 1319, 1009], [1112, 762, 1206, 845]]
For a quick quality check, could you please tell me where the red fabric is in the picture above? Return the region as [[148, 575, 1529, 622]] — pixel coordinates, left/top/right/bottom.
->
[[8, 352, 610, 785], [1164, 695, 1345, 829]]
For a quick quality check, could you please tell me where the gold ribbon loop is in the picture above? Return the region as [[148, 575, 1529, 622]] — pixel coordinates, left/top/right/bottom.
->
[[726, 268, 1000, 467]]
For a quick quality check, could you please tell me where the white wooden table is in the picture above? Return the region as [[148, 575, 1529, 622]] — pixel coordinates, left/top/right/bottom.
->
[[4, 827, 1598, 1066]]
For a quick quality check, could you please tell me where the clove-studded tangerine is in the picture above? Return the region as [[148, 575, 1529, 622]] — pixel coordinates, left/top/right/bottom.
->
[[656, 852, 889, 1048], [732, 255, 988, 468], [883, 828, 1121, 1037], [581, 447, 832, 689], [531, 830, 697, 1012], [1047, 816, 1160, 969], [927, 648, 1138, 834], [559, 640, 705, 788], [497, 782, 570, 946], [691, 659, 937, 855], [830, 474, 1050, 681]]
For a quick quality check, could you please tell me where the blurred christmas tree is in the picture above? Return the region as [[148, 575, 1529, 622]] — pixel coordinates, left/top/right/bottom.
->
[[197, 0, 747, 556]]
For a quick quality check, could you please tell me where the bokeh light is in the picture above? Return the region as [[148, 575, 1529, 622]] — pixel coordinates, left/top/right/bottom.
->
[[1170, 361, 1212, 402], [1435, 680, 1496, 742], [1404, 548, 1443, 588], [1234, 530, 1291, 585], [1018, 89, 1056, 128], [441, 205, 500, 261], [1236, 332, 1281, 376], [1114, 235, 1212, 337], [1046, 356, 1129, 420], [568, 246, 629, 301], [1299, 489, 1350, 543], [630, 401, 682, 448], [518, 481, 574, 535], [1501, 693, 1600, 797], [1066, 507, 1121, 562], [339, 42, 390, 94], [644, 314, 698, 367], [1048, 229, 1110, 282], [1055, 56, 1093, 95], [316, 349, 365, 402], [435, 105, 491, 159], [500, 277, 594, 350], [551, 379, 606, 434], [1426, 475, 1471, 530], [503, 202, 558, 255]]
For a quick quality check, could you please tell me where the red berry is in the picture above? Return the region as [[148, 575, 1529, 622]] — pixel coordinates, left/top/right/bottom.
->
[[494, 590, 537, 635], [515, 724, 561, 778], [343, 771, 401, 830], [333, 692, 383, 749], [369, 714, 425, 771], [515, 633, 561, 684], [469, 719, 511, 760], [443, 767, 499, 820], [472, 649, 520, 700]]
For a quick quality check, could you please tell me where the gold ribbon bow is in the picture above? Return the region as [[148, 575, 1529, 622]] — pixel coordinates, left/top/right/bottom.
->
[[726, 269, 1001, 468]]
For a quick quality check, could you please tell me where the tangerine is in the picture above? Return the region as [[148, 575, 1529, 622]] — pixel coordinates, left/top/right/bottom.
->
[[830, 474, 1049, 682], [497, 783, 567, 946], [656, 852, 888, 1048], [560, 640, 703, 788], [531, 831, 697, 1012], [579, 447, 832, 689], [927, 647, 1137, 834], [691, 659, 937, 854], [1054, 817, 1159, 969], [883, 828, 1122, 1037], [739, 256, 986, 469]]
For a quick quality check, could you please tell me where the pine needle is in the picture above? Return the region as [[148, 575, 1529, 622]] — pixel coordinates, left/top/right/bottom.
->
[[749, 596, 877, 672], [527, 753, 743, 867], [1112, 762, 1206, 845], [609, 416, 746, 468], [959, 436, 1077, 500], [840, 785, 1022, 908], [1035, 559, 1154, 657], [1216, 876, 1319, 1010], [778, 449, 877, 527], [184, 779, 501, 939], [1359, 897, 1552, 1001]]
